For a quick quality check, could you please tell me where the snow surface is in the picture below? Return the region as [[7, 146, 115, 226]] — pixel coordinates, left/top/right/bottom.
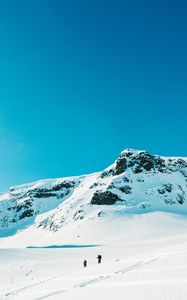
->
[[0, 149, 187, 299], [0, 214, 187, 300]]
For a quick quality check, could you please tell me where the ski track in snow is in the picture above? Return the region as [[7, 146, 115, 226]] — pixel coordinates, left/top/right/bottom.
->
[[0, 258, 157, 300], [33, 258, 157, 300], [1, 267, 81, 299]]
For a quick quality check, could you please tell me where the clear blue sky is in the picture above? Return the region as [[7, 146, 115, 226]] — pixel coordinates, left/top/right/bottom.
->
[[0, 0, 187, 192]]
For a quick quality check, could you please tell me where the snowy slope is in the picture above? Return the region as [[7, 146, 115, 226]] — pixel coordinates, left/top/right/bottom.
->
[[0, 148, 187, 246], [0, 225, 187, 300], [0, 149, 187, 299]]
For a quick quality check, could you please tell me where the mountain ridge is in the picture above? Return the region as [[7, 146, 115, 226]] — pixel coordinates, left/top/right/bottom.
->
[[0, 149, 187, 242]]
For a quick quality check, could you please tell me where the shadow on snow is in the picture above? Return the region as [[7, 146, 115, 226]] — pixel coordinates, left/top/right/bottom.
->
[[27, 244, 99, 249]]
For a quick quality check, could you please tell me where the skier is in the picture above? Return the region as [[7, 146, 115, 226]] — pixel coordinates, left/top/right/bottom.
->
[[97, 254, 102, 264], [83, 259, 87, 268]]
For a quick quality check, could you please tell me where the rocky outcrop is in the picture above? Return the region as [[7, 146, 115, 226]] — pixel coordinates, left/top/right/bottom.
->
[[91, 191, 122, 205], [101, 149, 187, 178], [0, 178, 80, 233], [114, 149, 166, 175]]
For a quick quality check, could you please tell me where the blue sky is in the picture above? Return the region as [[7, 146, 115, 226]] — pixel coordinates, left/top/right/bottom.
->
[[0, 0, 187, 191]]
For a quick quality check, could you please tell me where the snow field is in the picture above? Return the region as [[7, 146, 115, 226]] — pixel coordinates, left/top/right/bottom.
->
[[0, 223, 187, 300]]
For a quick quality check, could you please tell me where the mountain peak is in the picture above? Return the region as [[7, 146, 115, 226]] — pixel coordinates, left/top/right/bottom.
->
[[101, 149, 187, 177], [101, 148, 164, 177], [120, 148, 147, 156]]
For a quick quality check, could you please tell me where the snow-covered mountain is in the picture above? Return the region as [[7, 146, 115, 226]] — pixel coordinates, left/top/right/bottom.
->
[[0, 148, 187, 245], [1, 149, 187, 300]]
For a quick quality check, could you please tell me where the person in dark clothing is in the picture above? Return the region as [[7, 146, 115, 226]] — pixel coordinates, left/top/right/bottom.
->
[[83, 259, 87, 268], [97, 254, 102, 264]]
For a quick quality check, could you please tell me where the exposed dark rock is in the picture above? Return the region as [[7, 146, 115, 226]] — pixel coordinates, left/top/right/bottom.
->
[[91, 191, 122, 205], [123, 176, 130, 183], [7, 206, 15, 211], [51, 180, 76, 191], [158, 184, 173, 194], [89, 182, 106, 189], [100, 169, 113, 178], [31, 181, 77, 198], [73, 209, 85, 221], [119, 185, 132, 194], [112, 150, 167, 176], [164, 199, 176, 205], [89, 182, 99, 189], [136, 177, 144, 182], [34, 192, 57, 198], [38, 216, 64, 232], [115, 157, 127, 175], [107, 183, 131, 194], [16, 200, 32, 212], [177, 194, 185, 205], [19, 209, 34, 220], [134, 166, 143, 174], [170, 159, 187, 170], [107, 183, 114, 189], [139, 202, 151, 209], [99, 149, 187, 178], [165, 184, 173, 193]]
